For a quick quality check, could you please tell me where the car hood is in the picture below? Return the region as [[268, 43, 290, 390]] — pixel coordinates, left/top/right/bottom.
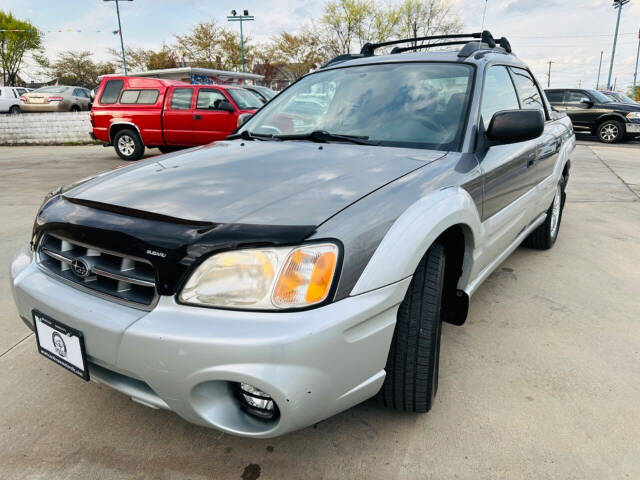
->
[[67, 140, 444, 226], [601, 102, 640, 112]]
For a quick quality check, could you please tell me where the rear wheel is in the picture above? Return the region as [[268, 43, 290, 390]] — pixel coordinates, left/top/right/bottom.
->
[[523, 181, 564, 250], [597, 120, 623, 143], [377, 243, 446, 413], [9, 105, 20, 114], [70, 105, 81, 112], [113, 129, 145, 161]]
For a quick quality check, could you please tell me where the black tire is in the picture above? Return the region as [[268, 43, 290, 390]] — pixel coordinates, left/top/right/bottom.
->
[[113, 129, 145, 161], [158, 146, 182, 154], [377, 243, 446, 413], [523, 180, 565, 250], [9, 105, 20, 114], [596, 120, 624, 143], [70, 105, 81, 112]]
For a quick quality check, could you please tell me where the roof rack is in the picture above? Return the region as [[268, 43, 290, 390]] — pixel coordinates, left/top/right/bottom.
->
[[321, 31, 513, 68]]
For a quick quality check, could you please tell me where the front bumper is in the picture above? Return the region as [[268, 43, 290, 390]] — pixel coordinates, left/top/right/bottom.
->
[[625, 122, 640, 134], [11, 246, 409, 438]]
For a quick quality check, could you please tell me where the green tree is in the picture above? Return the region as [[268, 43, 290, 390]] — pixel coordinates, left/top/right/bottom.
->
[[0, 11, 42, 85], [268, 29, 327, 80], [175, 19, 249, 71], [627, 85, 640, 102], [396, 0, 463, 46], [318, 0, 462, 55], [109, 45, 177, 72], [36, 50, 114, 88]]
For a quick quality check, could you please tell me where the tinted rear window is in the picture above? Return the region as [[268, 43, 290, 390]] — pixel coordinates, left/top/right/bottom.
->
[[100, 80, 124, 104]]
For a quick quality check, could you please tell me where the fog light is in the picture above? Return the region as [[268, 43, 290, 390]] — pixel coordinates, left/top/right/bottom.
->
[[235, 382, 278, 420]]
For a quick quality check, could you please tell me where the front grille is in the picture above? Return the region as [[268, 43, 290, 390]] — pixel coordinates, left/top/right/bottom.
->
[[36, 233, 158, 310]]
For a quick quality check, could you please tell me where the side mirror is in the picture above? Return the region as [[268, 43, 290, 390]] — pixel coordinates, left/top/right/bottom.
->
[[580, 97, 593, 107], [237, 113, 252, 127], [90, 90, 95, 101], [214, 99, 235, 112], [486, 109, 544, 145]]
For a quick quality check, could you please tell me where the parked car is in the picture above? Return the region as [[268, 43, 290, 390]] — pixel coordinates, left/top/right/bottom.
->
[[244, 85, 277, 103], [20, 85, 91, 112], [0, 86, 30, 114], [11, 31, 575, 438], [91, 76, 261, 160], [601, 90, 637, 105], [545, 88, 640, 142]]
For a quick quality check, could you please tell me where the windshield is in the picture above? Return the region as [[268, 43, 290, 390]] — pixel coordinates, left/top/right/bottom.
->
[[33, 86, 69, 94], [588, 90, 613, 103], [239, 62, 474, 151], [228, 88, 262, 110], [255, 86, 276, 99]]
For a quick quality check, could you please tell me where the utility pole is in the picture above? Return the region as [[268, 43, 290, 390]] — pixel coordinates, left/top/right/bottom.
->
[[104, 0, 132, 76], [578, 79, 582, 88], [596, 51, 603, 89], [227, 10, 255, 74], [546, 60, 554, 88], [607, 0, 630, 90], [633, 28, 640, 100]]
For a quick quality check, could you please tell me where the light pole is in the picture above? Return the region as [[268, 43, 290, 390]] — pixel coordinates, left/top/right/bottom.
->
[[104, 0, 132, 76], [606, 0, 629, 90], [227, 9, 254, 73], [546, 60, 554, 88], [633, 28, 640, 100], [596, 51, 603, 89]]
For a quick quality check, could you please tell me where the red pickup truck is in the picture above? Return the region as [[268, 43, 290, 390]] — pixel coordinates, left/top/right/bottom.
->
[[91, 76, 261, 160]]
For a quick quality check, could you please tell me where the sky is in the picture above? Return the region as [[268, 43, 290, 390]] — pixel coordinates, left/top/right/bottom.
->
[[4, 0, 640, 92]]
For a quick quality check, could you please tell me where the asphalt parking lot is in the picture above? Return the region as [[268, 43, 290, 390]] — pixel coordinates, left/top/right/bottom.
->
[[0, 142, 639, 479]]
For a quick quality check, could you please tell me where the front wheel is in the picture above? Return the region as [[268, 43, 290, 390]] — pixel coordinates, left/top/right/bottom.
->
[[9, 105, 20, 114], [597, 120, 624, 143], [113, 129, 145, 161], [523, 182, 564, 250], [377, 243, 446, 413]]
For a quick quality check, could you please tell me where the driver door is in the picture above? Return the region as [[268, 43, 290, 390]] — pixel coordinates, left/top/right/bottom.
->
[[476, 65, 539, 266]]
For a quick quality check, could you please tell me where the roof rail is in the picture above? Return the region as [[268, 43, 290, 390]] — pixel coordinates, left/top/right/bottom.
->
[[321, 31, 513, 69]]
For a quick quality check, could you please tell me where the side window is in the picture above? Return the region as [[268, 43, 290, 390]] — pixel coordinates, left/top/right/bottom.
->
[[480, 66, 520, 129], [566, 91, 588, 103], [545, 90, 565, 104], [17, 88, 27, 96], [137, 90, 159, 104], [100, 80, 124, 104], [509, 67, 546, 116], [72, 88, 84, 97], [119, 90, 140, 104], [170, 88, 193, 109], [119, 89, 159, 104], [196, 89, 227, 109]]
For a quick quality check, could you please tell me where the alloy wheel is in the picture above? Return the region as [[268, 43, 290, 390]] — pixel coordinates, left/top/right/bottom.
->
[[600, 123, 618, 142], [117, 135, 135, 156]]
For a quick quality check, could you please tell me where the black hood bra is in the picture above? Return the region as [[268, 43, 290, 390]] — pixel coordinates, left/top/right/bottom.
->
[[34, 195, 315, 296]]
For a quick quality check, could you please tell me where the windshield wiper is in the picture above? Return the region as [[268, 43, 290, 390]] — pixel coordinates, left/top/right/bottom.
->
[[227, 130, 274, 141], [275, 130, 379, 146]]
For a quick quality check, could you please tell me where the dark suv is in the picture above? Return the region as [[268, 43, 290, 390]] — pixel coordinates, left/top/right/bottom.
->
[[545, 88, 640, 143]]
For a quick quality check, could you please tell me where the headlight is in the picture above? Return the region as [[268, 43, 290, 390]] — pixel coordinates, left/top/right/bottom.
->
[[627, 112, 640, 121], [179, 243, 339, 309]]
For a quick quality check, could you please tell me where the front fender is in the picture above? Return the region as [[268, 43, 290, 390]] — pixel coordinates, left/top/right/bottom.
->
[[351, 187, 481, 296]]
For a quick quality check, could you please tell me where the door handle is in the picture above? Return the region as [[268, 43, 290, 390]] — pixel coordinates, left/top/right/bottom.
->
[[526, 152, 536, 168], [194, 114, 202, 120]]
